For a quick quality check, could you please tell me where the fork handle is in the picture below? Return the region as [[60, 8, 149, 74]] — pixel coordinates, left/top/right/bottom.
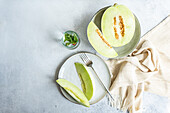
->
[[90, 66, 115, 101]]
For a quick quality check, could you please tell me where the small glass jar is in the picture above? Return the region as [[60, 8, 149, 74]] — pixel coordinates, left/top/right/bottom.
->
[[61, 31, 80, 49]]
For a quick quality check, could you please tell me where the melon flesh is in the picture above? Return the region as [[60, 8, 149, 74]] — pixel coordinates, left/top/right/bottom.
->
[[101, 4, 135, 47], [74, 63, 93, 100], [56, 79, 90, 107], [87, 21, 118, 58]]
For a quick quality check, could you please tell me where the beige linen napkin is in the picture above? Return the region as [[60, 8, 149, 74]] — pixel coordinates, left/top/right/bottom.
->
[[106, 15, 170, 113]]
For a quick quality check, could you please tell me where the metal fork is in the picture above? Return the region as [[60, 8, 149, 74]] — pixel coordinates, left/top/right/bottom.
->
[[79, 53, 115, 101]]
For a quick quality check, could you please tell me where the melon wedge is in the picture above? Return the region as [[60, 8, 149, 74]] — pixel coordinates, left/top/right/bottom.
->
[[56, 79, 90, 107], [87, 21, 118, 58], [75, 63, 93, 100], [101, 4, 135, 47]]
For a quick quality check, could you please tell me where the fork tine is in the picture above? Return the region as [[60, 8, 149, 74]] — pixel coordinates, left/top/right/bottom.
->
[[79, 54, 87, 64], [83, 53, 90, 62], [82, 53, 89, 64]]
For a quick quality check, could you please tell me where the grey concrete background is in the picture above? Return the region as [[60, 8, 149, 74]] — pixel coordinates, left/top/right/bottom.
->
[[0, 0, 170, 113]]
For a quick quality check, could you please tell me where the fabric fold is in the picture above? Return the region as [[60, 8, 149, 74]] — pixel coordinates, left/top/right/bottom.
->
[[106, 15, 170, 113]]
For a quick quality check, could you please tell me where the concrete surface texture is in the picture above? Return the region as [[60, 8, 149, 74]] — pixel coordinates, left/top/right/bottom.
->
[[0, 0, 170, 113]]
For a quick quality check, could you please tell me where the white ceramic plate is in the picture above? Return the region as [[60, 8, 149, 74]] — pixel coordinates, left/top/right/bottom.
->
[[58, 52, 111, 104]]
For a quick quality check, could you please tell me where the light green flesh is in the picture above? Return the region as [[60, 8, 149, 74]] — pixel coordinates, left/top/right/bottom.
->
[[75, 63, 93, 100], [101, 5, 135, 47], [87, 21, 118, 58], [56, 79, 90, 107]]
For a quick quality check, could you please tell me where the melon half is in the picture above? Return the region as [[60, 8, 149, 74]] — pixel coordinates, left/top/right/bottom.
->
[[87, 21, 118, 58], [101, 4, 135, 47]]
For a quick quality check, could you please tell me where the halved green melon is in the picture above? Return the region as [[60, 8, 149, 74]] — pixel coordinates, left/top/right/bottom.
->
[[56, 79, 90, 107], [101, 4, 135, 47], [75, 63, 93, 100], [87, 21, 118, 58]]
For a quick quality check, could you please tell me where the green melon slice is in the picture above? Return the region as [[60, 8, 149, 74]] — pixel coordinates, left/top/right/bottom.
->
[[101, 4, 135, 47], [56, 79, 90, 107], [87, 21, 118, 58], [75, 63, 93, 100]]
